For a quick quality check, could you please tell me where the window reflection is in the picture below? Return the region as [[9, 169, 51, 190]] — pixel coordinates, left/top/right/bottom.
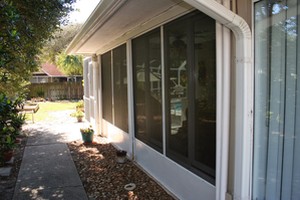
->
[[133, 29, 163, 152], [165, 11, 216, 182]]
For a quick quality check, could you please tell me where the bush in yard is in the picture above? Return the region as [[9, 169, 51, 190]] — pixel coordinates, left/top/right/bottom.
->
[[0, 93, 25, 165]]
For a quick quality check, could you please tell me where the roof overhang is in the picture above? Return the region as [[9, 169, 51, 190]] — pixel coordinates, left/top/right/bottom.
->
[[66, 0, 193, 55]]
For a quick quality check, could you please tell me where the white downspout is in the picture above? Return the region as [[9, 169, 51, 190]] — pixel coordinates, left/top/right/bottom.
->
[[182, 1, 253, 200]]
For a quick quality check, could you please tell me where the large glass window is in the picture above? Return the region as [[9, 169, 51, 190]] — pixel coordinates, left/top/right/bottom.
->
[[133, 28, 163, 152], [113, 44, 128, 132], [165, 11, 216, 183], [102, 51, 112, 122], [102, 44, 128, 132], [253, 1, 300, 199]]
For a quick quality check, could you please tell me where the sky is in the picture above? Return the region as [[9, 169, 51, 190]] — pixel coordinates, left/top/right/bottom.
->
[[68, 0, 101, 24]]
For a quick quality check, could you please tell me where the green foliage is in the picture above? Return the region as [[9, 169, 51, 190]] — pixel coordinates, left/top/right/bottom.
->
[[0, 93, 26, 164], [76, 100, 84, 110], [57, 52, 83, 75], [80, 126, 94, 134], [0, 0, 77, 96], [39, 24, 82, 64], [36, 90, 45, 98]]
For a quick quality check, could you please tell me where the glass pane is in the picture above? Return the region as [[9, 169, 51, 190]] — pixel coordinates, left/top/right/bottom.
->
[[165, 11, 216, 183], [133, 29, 163, 151], [102, 51, 112, 123], [253, 1, 300, 199], [194, 15, 216, 178], [113, 44, 128, 132], [166, 18, 189, 158]]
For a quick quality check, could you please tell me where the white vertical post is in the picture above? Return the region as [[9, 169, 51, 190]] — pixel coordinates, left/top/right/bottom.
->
[[127, 40, 135, 159], [92, 54, 100, 135]]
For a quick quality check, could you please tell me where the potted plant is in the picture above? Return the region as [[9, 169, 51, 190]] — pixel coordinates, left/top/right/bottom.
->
[[71, 110, 84, 122], [80, 126, 94, 143], [116, 150, 127, 164], [0, 129, 16, 165], [76, 100, 84, 112]]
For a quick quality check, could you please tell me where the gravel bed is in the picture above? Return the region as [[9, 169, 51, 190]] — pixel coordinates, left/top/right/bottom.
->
[[68, 137, 175, 200]]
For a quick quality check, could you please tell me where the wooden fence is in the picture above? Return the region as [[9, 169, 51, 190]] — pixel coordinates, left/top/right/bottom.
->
[[28, 82, 84, 100]]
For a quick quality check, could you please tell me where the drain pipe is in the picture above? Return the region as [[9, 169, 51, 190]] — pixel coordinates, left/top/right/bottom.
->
[[182, 1, 252, 200]]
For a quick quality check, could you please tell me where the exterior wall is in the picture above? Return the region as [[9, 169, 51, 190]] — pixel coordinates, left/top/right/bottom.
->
[[81, 1, 254, 199], [96, 7, 219, 200]]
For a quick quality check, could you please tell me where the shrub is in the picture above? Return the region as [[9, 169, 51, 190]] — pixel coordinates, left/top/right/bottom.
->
[[0, 93, 25, 165]]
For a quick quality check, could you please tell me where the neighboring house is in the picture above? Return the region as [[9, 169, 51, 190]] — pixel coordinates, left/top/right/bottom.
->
[[29, 63, 83, 100], [31, 63, 82, 83], [66, 0, 299, 199]]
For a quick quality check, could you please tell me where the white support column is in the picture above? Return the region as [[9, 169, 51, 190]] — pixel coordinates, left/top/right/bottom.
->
[[83, 57, 91, 122], [126, 40, 135, 159], [92, 54, 100, 135]]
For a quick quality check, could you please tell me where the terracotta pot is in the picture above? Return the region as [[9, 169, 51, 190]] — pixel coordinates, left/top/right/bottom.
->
[[77, 117, 83, 122], [3, 150, 13, 162]]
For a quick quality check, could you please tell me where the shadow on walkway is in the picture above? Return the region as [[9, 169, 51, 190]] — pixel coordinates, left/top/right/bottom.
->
[[13, 110, 89, 200]]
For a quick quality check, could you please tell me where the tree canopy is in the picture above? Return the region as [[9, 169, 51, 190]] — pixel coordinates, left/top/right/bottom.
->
[[57, 52, 83, 76], [39, 24, 82, 64], [0, 0, 76, 96]]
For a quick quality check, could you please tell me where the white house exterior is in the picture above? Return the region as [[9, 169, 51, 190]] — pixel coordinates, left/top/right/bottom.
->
[[67, 0, 300, 199]]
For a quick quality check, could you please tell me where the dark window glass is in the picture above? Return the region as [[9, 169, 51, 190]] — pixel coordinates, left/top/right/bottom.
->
[[102, 51, 112, 123], [113, 44, 128, 132], [193, 16, 216, 179], [165, 11, 216, 183], [133, 28, 163, 152]]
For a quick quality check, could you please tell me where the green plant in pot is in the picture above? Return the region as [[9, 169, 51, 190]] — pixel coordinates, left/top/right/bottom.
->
[[71, 110, 84, 122], [80, 126, 94, 143], [76, 100, 84, 112], [0, 93, 23, 165], [76, 111, 84, 122], [0, 128, 16, 165]]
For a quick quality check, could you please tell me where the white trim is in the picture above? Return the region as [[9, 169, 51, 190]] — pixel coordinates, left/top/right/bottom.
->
[[66, 0, 128, 55], [160, 26, 167, 156], [127, 40, 135, 160], [98, 55, 103, 136], [92, 55, 100, 135], [94, 3, 193, 55], [135, 139, 215, 200]]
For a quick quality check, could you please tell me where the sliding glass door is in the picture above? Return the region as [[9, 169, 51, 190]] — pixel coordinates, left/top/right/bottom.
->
[[253, 0, 300, 199], [165, 11, 216, 183]]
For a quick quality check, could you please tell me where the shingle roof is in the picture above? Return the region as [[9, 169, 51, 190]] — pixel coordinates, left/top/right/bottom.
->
[[41, 63, 65, 77]]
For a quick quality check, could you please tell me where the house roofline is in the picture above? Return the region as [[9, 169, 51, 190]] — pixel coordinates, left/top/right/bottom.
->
[[66, 0, 127, 55]]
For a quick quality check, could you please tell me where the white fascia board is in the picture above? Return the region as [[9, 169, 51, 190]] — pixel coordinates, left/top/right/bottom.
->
[[66, 0, 127, 55]]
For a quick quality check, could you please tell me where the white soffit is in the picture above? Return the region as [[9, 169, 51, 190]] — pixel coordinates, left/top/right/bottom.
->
[[66, 0, 192, 55]]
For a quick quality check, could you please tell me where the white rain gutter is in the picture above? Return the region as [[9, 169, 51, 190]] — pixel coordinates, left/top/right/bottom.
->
[[182, 1, 252, 200]]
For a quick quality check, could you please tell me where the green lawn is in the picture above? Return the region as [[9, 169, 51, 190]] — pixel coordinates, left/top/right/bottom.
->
[[25, 101, 79, 122]]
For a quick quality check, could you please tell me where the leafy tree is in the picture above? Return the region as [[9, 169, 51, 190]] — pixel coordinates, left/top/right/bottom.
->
[[0, 0, 76, 97], [57, 52, 83, 75], [39, 24, 82, 64]]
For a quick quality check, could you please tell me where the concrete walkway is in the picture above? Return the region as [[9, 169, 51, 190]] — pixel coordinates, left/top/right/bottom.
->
[[13, 110, 89, 200]]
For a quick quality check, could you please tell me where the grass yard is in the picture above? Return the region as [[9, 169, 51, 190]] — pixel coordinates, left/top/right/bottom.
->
[[25, 101, 79, 122]]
